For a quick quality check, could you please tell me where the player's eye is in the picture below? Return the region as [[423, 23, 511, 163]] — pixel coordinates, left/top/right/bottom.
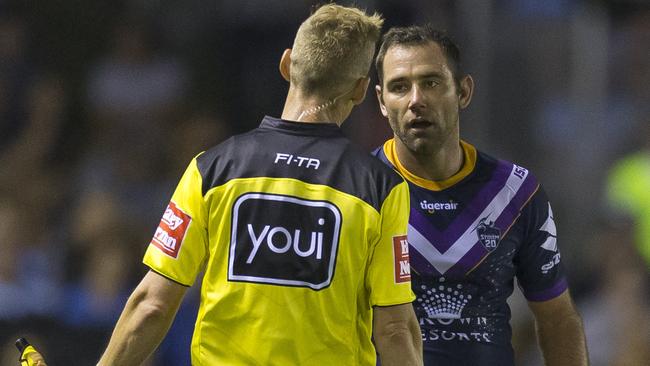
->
[[389, 83, 408, 94], [424, 80, 439, 88]]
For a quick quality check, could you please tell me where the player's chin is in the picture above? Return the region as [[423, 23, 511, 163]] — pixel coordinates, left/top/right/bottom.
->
[[405, 138, 435, 155], [407, 128, 436, 141]]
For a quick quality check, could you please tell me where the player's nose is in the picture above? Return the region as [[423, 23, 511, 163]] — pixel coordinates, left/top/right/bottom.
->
[[408, 85, 426, 112]]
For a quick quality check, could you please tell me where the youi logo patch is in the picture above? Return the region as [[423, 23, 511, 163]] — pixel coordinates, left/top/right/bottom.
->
[[228, 193, 341, 290]]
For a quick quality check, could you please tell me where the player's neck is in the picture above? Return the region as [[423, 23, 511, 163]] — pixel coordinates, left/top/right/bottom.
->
[[396, 137, 464, 182]]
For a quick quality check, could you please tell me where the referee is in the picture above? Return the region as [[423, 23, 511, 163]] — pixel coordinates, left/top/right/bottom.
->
[[98, 4, 422, 366]]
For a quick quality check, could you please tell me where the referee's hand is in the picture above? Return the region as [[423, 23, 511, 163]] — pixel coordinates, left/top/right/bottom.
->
[[29, 351, 47, 366], [21, 349, 47, 366]]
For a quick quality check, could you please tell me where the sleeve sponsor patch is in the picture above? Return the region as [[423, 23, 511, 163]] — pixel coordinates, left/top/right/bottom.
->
[[393, 235, 411, 283], [150, 201, 191, 259]]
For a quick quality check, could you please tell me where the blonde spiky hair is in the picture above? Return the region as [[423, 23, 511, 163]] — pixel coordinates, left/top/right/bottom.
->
[[290, 4, 383, 97]]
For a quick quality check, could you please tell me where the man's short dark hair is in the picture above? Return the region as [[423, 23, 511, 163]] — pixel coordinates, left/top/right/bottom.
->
[[375, 24, 462, 86]]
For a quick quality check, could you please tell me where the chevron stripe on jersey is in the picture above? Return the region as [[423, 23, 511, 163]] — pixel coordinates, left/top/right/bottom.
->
[[408, 163, 538, 276], [373, 139, 567, 365], [373, 140, 540, 277]]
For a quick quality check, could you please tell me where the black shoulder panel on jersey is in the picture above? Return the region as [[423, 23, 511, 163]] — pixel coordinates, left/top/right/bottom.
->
[[370, 145, 393, 168], [470, 150, 499, 186], [196, 117, 404, 212]]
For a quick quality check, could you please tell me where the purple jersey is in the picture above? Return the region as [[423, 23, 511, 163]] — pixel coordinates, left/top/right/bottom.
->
[[373, 139, 567, 365]]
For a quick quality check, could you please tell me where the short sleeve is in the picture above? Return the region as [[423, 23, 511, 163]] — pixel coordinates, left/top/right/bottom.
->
[[515, 188, 568, 302], [143, 157, 209, 286], [366, 181, 416, 306]]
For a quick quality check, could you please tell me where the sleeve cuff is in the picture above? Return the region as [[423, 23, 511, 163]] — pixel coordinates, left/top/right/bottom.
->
[[523, 278, 568, 302]]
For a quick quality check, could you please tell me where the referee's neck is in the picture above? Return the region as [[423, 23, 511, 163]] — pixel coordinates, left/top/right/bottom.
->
[[281, 88, 348, 125]]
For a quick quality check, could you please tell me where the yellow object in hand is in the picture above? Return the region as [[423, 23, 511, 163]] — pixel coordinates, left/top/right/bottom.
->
[[16, 338, 47, 366]]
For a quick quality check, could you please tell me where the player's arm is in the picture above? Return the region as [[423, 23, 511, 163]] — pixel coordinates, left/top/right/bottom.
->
[[97, 270, 187, 366], [527, 289, 588, 366], [373, 303, 423, 366]]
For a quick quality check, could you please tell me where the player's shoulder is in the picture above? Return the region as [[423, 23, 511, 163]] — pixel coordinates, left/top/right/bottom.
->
[[195, 130, 257, 169], [476, 149, 541, 187], [473, 148, 550, 217], [484, 153, 555, 229]]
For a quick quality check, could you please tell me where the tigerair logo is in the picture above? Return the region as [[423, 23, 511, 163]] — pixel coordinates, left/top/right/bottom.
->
[[420, 200, 459, 214]]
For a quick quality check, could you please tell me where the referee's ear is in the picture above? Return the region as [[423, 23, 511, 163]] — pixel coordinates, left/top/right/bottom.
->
[[279, 48, 291, 82], [351, 76, 370, 106]]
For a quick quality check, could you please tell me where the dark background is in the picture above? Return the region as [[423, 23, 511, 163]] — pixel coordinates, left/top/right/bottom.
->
[[1, 0, 648, 365]]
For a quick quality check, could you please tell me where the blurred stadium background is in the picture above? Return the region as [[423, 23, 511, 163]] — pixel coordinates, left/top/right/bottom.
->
[[0, 0, 648, 365]]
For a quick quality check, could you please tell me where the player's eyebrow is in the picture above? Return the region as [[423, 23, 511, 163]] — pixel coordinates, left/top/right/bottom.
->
[[385, 72, 444, 86], [385, 76, 408, 85]]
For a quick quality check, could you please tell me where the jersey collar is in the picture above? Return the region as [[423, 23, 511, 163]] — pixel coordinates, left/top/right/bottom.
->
[[260, 116, 343, 137], [383, 138, 477, 191]]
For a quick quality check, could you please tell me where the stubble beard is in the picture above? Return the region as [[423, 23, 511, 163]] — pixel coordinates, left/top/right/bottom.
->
[[390, 117, 442, 159]]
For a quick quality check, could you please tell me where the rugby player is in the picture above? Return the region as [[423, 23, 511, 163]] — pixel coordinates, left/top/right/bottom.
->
[[97, 5, 422, 366], [373, 24, 588, 365]]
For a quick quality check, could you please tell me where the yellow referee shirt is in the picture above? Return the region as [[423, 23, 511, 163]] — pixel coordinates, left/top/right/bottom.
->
[[143, 116, 414, 365]]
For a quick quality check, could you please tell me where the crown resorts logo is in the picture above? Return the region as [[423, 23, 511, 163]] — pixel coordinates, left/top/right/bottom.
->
[[417, 277, 471, 319]]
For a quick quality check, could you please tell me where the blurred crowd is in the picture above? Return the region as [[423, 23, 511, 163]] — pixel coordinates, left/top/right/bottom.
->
[[0, 1, 647, 365]]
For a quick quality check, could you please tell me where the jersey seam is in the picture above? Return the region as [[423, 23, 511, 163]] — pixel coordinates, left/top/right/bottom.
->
[[203, 176, 385, 215], [147, 267, 191, 287]]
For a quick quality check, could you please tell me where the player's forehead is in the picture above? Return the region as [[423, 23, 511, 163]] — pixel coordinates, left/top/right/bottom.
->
[[382, 42, 452, 83]]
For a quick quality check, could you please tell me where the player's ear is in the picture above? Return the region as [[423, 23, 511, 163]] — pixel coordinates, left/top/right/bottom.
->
[[350, 77, 370, 106], [458, 74, 474, 110], [279, 48, 291, 82], [375, 84, 388, 117]]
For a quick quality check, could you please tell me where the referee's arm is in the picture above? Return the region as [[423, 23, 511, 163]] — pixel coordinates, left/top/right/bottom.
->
[[373, 303, 423, 366], [97, 270, 187, 366]]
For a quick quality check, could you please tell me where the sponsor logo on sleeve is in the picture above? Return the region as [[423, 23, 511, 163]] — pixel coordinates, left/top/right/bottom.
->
[[393, 235, 411, 283], [150, 201, 191, 259], [513, 164, 528, 179]]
